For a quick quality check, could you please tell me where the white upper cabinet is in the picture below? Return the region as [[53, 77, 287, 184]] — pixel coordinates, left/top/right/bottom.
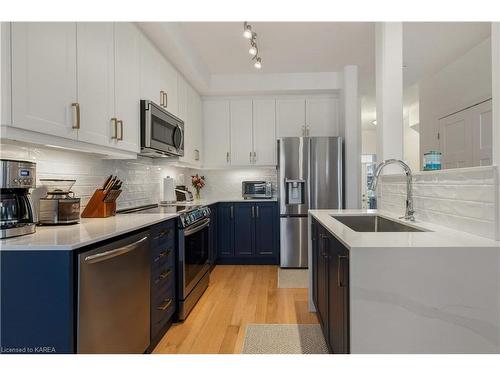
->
[[140, 35, 178, 116], [178, 75, 193, 165], [76, 23, 115, 147], [253, 99, 276, 166], [306, 97, 339, 136], [113, 22, 141, 153], [203, 99, 231, 167], [182, 81, 203, 167], [11, 22, 78, 139], [276, 98, 306, 137], [230, 99, 253, 166], [159, 58, 178, 117], [276, 95, 339, 137]]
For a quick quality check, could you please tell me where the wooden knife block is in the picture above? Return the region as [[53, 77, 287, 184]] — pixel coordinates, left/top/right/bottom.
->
[[81, 189, 121, 218]]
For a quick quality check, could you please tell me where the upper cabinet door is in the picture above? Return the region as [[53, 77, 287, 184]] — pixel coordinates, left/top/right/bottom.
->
[[230, 99, 253, 166], [140, 36, 163, 105], [113, 22, 141, 153], [253, 99, 276, 166], [203, 100, 230, 167], [177, 76, 191, 164], [306, 96, 339, 137], [76, 23, 115, 147], [182, 81, 203, 166], [11, 23, 78, 139], [276, 98, 306, 137], [159, 59, 178, 117]]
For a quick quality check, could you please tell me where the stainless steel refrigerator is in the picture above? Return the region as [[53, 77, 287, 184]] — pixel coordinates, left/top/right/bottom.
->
[[278, 137, 343, 268]]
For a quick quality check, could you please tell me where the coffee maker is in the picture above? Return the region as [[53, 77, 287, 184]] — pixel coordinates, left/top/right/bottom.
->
[[0, 159, 37, 239]]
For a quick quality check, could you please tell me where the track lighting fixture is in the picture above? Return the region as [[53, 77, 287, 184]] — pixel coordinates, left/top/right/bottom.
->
[[243, 22, 253, 39], [243, 22, 263, 69], [254, 57, 262, 69]]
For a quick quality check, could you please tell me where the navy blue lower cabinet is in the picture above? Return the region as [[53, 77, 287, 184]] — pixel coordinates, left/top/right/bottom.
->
[[208, 204, 218, 268], [234, 203, 255, 256], [254, 202, 278, 257], [217, 203, 235, 258], [0, 250, 75, 354], [149, 219, 177, 349], [311, 218, 350, 354], [217, 201, 278, 265]]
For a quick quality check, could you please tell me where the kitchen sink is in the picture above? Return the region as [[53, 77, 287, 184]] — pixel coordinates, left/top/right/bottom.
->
[[331, 215, 429, 232]]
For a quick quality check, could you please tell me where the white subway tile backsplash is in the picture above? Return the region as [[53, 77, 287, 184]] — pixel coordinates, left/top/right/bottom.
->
[[377, 166, 498, 240], [0, 141, 278, 211]]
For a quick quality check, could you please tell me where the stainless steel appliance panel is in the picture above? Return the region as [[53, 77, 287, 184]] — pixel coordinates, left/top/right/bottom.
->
[[278, 137, 310, 215], [280, 216, 309, 268], [309, 137, 343, 209], [78, 231, 151, 353]]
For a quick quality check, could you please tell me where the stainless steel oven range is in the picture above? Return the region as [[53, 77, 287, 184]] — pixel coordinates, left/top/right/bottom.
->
[[177, 206, 211, 320]]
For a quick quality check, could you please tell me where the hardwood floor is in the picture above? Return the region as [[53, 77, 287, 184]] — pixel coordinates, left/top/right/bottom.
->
[[153, 265, 318, 354]]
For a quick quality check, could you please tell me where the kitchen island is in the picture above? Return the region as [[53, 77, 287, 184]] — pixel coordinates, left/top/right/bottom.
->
[[308, 209, 500, 354]]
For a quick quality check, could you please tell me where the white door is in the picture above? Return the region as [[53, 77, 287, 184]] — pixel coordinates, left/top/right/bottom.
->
[[177, 76, 191, 164], [113, 22, 140, 152], [159, 58, 178, 117], [230, 99, 254, 166], [191, 89, 203, 166], [140, 37, 163, 106], [439, 111, 473, 169], [276, 98, 306, 137], [11, 22, 78, 139], [306, 96, 339, 136], [203, 100, 231, 167], [471, 100, 493, 166], [76, 23, 115, 147], [253, 99, 276, 165]]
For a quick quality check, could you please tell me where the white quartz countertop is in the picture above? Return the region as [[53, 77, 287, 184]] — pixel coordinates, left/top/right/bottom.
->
[[0, 198, 278, 251], [309, 209, 500, 249], [0, 213, 179, 251]]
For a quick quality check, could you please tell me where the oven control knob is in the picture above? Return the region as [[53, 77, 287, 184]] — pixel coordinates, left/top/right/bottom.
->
[[13, 178, 19, 183]]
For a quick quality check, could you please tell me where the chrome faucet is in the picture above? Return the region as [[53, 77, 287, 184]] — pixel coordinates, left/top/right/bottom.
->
[[370, 159, 415, 221]]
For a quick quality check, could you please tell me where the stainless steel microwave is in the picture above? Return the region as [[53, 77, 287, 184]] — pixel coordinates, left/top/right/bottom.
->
[[242, 181, 273, 199], [140, 100, 184, 158]]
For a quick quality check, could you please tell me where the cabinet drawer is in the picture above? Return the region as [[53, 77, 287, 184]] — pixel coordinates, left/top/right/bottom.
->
[[152, 244, 175, 266], [152, 265, 175, 291], [151, 221, 175, 246], [151, 297, 176, 339]]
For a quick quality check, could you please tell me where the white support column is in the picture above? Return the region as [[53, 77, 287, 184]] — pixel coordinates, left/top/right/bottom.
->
[[375, 22, 404, 166], [343, 65, 361, 208]]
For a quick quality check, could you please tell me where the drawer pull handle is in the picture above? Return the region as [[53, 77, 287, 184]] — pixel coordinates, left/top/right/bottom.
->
[[159, 269, 172, 280], [156, 229, 170, 239], [154, 249, 171, 263], [157, 299, 173, 311]]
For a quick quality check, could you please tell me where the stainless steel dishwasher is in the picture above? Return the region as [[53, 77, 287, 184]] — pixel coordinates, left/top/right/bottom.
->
[[78, 230, 151, 353]]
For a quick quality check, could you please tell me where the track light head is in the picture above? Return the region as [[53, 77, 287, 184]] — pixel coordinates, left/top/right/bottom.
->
[[254, 57, 262, 69], [243, 22, 253, 39]]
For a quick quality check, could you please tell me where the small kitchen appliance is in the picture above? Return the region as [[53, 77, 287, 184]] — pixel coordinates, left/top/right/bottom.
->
[[38, 179, 80, 225], [0, 159, 37, 239], [175, 186, 193, 202], [242, 181, 273, 199]]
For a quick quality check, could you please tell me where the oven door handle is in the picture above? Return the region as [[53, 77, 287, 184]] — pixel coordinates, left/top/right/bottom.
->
[[183, 218, 210, 237]]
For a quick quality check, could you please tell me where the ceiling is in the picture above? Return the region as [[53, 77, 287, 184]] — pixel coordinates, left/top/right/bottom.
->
[[145, 22, 491, 130], [180, 22, 376, 95]]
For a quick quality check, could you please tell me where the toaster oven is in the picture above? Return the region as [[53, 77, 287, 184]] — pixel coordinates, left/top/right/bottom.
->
[[242, 181, 273, 199]]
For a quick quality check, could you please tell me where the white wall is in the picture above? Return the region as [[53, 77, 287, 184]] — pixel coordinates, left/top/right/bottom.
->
[[420, 37, 492, 162]]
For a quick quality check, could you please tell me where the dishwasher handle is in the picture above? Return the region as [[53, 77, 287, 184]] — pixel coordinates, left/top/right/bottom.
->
[[84, 236, 149, 264]]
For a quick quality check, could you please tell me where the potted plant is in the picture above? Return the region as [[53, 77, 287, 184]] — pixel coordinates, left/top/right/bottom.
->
[[191, 174, 205, 200]]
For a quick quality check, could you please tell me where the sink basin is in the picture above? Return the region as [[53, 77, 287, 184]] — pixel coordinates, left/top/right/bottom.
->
[[331, 215, 429, 232]]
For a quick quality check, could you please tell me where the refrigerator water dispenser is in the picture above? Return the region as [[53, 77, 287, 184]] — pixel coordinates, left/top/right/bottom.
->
[[285, 179, 305, 205]]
